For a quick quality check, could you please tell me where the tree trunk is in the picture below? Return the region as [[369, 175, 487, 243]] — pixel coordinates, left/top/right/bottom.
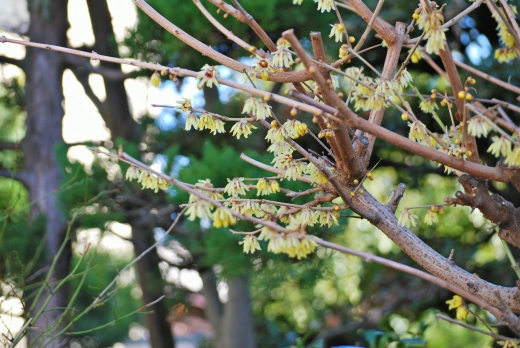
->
[[221, 276, 257, 348], [23, 0, 69, 344], [86, 0, 138, 141], [200, 269, 223, 347], [132, 219, 175, 348]]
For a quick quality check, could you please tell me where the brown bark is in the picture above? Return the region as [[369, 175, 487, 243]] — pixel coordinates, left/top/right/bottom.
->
[[23, 0, 69, 344], [446, 174, 520, 249], [348, 187, 520, 312]]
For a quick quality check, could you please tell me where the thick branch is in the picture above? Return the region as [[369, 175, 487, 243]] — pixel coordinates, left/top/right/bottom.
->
[[445, 174, 520, 249], [309, 32, 363, 177], [347, 0, 397, 44], [438, 42, 480, 163], [359, 22, 406, 164], [348, 186, 520, 313]]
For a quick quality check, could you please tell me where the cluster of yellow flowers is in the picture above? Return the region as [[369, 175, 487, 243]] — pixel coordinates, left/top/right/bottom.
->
[[416, 6, 447, 55], [492, 5, 518, 63], [345, 67, 413, 112], [242, 96, 273, 120], [255, 178, 281, 196], [126, 166, 170, 193], [185, 113, 226, 135]]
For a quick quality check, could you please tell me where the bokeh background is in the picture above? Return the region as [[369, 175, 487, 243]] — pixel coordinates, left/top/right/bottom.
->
[[1, 0, 519, 347]]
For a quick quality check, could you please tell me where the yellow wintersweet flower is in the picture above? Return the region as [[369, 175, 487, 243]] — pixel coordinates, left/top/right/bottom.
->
[[424, 207, 439, 225], [314, 0, 334, 13], [174, 97, 192, 112], [258, 227, 275, 241], [230, 119, 256, 139], [267, 142, 294, 156], [498, 339, 519, 348], [398, 209, 418, 228], [126, 166, 139, 181], [269, 179, 280, 193], [186, 200, 213, 221], [224, 177, 249, 196], [212, 207, 236, 228], [487, 136, 512, 158], [495, 48, 518, 64], [256, 178, 271, 196], [416, 7, 447, 55], [284, 161, 306, 181], [185, 113, 200, 131], [242, 96, 273, 120], [267, 233, 287, 253], [283, 120, 308, 139], [318, 211, 339, 227], [272, 40, 294, 69], [468, 116, 493, 138], [505, 147, 520, 167], [266, 124, 290, 143], [239, 235, 261, 254], [329, 23, 345, 42], [305, 162, 330, 185], [446, 295, 464, 310], [196, 64, 219, 89], [254, 56, 276, 81]]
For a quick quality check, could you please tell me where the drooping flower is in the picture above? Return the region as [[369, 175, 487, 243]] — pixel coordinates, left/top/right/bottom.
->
[[329, 23, 345, 42], [239, 235, 261, 254], [505, 147, 520, 167], [186, 200, 213, 221], [184, 113, 200, 131], [224, 177, 249, 196], [293, 0, 303, 5], [269, 180, 280, 194], [314, 0, 334, 13], [424, 207, 439, 225], [398, 209, 418, 228], [256, 178, 271, 196], [266, 123, 290, 143], [242, 96, 273, 120], [487, 136, 512, 158], [126, 166, 139, 181], [267, 141, 294, 156], [284, 161, 306, 181], [272, 38, 294, 69], [318, 210, 339, 227], [230, 119, 256, 139], [468, 116, 493, 138], [258, 226, 276, 241], [283, 120, 308, 139], [492, 6, 518, 51], [495, 48, 518, 64], [212, 207, 236, 228], [304, 162, 331, 185], [416, 7, 448, 54], [196, 64, 219, 89]]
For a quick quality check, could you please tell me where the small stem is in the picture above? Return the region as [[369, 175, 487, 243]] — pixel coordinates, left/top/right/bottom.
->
[[501, 239, 520, 280]]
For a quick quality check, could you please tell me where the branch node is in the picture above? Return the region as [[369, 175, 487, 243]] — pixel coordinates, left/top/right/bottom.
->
[[448, 249, 455, 265]]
